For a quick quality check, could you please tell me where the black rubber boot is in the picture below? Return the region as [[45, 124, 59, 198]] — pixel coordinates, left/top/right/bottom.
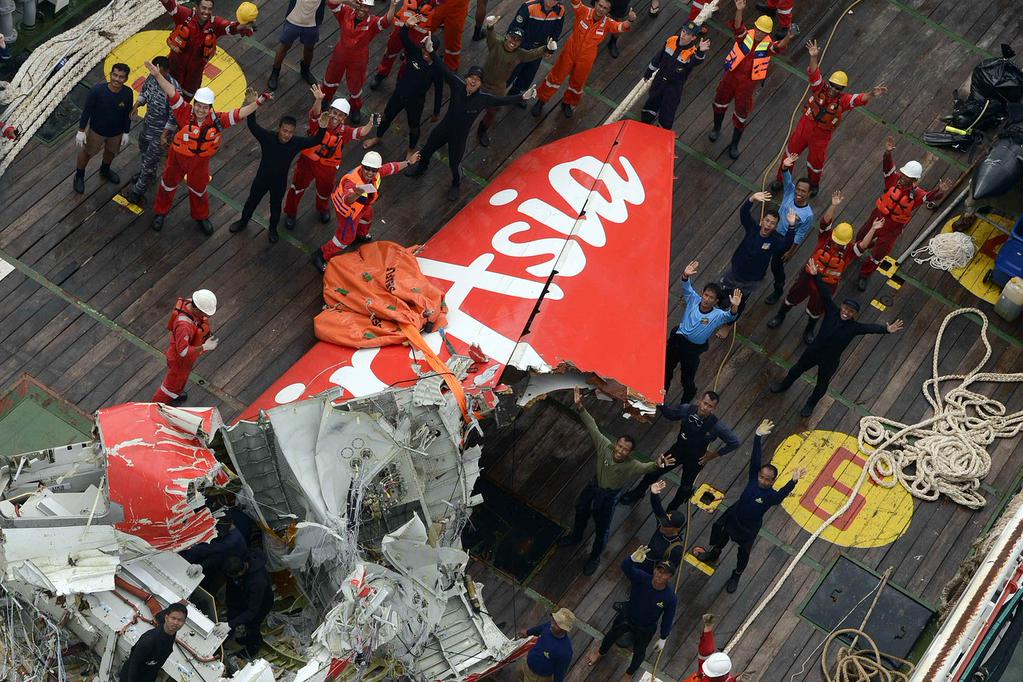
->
[[764, 286, 784, 305], [318, 210, 332, 224], [472, 24, 486, 41], [695, 547, 721, 564], [561, 103, 574, 118], [767, 303, 791, 329], [229, 218, 248, 233], [531, 100, 544, 118], [728, 128, 743, 159], [197, 219, 214, 235], [477, 125, 491, 147], [405, 160, 428, 178], [284, 215, 296, 230], [803, 317, 818, 345], [300, 61, 317, 85], [369, 73, 385, 90], [708, 112, 725, 141], [311, 250, 328, 273], [99, 164, 120, 184], [857, 275, 869, 291], [607, 35, 620, 58], [268, 67, 281, 91], [73, 170, 85, 194], [152, 214, 165, 232]]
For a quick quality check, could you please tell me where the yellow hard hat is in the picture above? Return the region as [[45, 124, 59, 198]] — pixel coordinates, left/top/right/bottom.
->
[[832, 222, 854, 246], [754, 15, 774, 34], [236, 1, 259, 24], [828, 70, 849, 88]]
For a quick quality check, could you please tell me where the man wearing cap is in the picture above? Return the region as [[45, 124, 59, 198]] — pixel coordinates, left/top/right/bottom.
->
[[405, 62, 534, 201], [769, 40, 887, 196], [159, 0, 254, 101], [119, 603, 188, 681], [640, 24, 709, 129], [285, 85, 376, 229], [709, 0, 794, 159], [506, 0, 565, 101], [153, 290, 218, 405], [533, 0, 634, 119], [230, 109, 327, 244], [621, 390, 739, 510], [312, 149, 421, 271], [636, 481, 687, 572], [557, 388, 675, 576], [268, 0, 326, 91], [682, 613, 747, 682], [478, 15, 554, 146], [770, 268, 904, 417], [126, 57, 179, 205], [586, 553, 677, 680], [519, 609, 575, 681], [145, 62, 268, 234], [768, 191, 880, 343], [323, 0, 399, 124], [854, 135, 953, 291], [363, 25, 444, 153], [695, 420, 804, 593]]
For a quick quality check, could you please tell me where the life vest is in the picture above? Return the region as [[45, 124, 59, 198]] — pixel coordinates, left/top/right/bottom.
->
[[170, 112, 224, 158], [397, 0, 434, 27], [810, 240, 849, 284], [724, 29, 772, 80], [167, 16, 218, 61], [311, 125, 349, 168], [167, 298, 211, 346], [805, 89, 843, 130], [875, 184, 918, 224], [332, 170, 381, 219]]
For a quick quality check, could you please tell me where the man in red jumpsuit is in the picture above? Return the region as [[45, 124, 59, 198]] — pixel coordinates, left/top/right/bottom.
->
[[428, 0, 471, 70], [144, 60, 267, 234], [371, 0, 435, 86], [284, 84, 376, 229], [755, 0, 793, 36], [152, 289, 217, 405], [160, 0, 254, 100], [709, 0, 793, 159], [532, 0, 634, 119], [311, 149, 420, 272], [322, 0, 399, 125], [854, 135, 953, 290], [681, 613, 746, 681], [770, 39, 886, 196]]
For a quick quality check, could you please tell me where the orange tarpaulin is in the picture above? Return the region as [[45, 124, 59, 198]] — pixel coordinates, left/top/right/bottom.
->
[[314, 241, 448, 348]]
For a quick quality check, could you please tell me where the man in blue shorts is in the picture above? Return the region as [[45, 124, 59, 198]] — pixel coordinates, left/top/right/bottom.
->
[[269, 0, 325, 90]]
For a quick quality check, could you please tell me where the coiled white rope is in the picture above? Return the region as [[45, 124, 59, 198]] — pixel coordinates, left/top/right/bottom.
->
[[0, 0, 164, 178], [727, 308, 1023, 653], [911, 232, 977, 271]]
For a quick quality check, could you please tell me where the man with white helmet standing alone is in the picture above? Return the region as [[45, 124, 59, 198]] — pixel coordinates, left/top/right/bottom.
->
[[153, 290, 218, 405], [854, 135, 952, 290], [312, 149, 420, 272]]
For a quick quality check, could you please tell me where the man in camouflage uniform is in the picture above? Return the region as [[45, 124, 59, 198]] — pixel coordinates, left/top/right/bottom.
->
[[126, 56, 179, 204]]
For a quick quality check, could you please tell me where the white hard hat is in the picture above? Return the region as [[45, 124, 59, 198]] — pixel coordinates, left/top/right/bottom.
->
[[193, 87, 216, 105], [899, 160, 923, 179], [191, 289, 217, 316], [361, 151, 383, 169], [330, 98, 351, 114], [703, 652, 732, 677]]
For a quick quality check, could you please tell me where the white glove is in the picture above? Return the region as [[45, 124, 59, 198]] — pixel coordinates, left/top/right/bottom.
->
[[484, 14, 497, 27], [357, 183, 377, 194], [522, 85, 537, 100], [120, 132, 131, 150], [75, 130, 87, 148], [755, 419, 774, 436], [202, 337, 219, 352], [547, 38, 557, 51], [630, 545, 649, 563], [654, 638, 666, 652]]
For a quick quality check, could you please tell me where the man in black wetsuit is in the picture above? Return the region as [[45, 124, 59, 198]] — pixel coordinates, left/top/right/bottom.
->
[[362, 24, 443, 154], [769, 260, 904, 417], [119, 603, 187, 681], [404, 61, 536, 201], [230, 107, 328, 243]]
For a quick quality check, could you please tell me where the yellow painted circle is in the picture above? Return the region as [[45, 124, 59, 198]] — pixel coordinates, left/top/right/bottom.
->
[[772, 430, 914, 548], [104, 30, 247, 117], [940, 213, 1013, 304]]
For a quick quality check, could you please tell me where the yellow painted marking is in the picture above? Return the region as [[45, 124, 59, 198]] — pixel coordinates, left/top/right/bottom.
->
[[772, 430, 914, 548], [112, 193, 144, 214], [684, 551, 715, 575], [104, 30, 248, 116], [692, 483, 726, 512], [871, 299, 887, 311], [876, 256, 899, 278], [941, 213, 1009, 304], [885, 279, 902, 290]]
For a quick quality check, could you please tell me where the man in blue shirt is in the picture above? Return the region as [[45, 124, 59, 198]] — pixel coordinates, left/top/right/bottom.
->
[[766, 153, 815, 304], [520, 608, 575, 681], [74, 63, 134, 194], [665, 260, 741, 402], [586, 555, 677, 679], [718, 191, 790, 320], [695, 419, 805, 594]]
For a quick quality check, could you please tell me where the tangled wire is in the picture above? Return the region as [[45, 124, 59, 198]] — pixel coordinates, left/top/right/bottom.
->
[[911, 232, 977, 271]]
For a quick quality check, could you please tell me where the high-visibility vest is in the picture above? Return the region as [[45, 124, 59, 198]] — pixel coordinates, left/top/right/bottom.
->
[[724, 29, 772, 80], [397, 0, 434, 26], [805, 89, 843, 130], [809, 240, 850, 284], [332, 170, 381, 219], [167, 298, 211, 347], [170, 115, 224, 158], [167, 17, 218, 61], [875, 184, 919, 224]]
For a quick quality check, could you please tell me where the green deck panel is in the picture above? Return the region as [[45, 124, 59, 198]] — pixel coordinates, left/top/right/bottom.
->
[[0, 376, 93, 457]]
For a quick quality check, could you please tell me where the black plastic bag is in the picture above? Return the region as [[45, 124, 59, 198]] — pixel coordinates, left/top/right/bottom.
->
[[973, 137, 1023, 199], [971, 44, 1023, 103]]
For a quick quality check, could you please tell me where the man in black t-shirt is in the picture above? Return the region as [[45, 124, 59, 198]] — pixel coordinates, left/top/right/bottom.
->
[[74, 63, 134, 194], [119, 603, 187, 681]]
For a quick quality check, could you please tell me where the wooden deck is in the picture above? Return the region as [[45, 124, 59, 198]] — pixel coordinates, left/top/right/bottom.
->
[[1, 0, 1022, 679]]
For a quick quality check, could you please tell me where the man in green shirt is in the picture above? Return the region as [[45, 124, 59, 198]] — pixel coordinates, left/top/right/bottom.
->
[[558, 388, 675, 576]]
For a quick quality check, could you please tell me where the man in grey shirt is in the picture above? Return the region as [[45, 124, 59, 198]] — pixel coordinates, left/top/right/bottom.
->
[[269, 0, 325, 90]]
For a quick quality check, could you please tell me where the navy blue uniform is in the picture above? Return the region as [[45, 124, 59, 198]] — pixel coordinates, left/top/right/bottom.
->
[[641, 34, 706, 129], [506, 0, 566, 95], [598, 558, 677, 674]]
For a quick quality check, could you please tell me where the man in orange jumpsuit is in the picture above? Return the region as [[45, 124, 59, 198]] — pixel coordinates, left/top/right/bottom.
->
[[145, 61, 267, 234], [160, 0, 254, 100], [854, 135, 952, 290], [681, 613, 746, 682], [371, 0, 435, 86], [152, 289, 218, 406], [322, 0, 399, 124], [311, 150, 420, 272], [770, 39, 886, 196], [532, 0, 634, 119], [284, 84, 376, 228], [428, 0, 472, 70], [709, 0, 793, 159]]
